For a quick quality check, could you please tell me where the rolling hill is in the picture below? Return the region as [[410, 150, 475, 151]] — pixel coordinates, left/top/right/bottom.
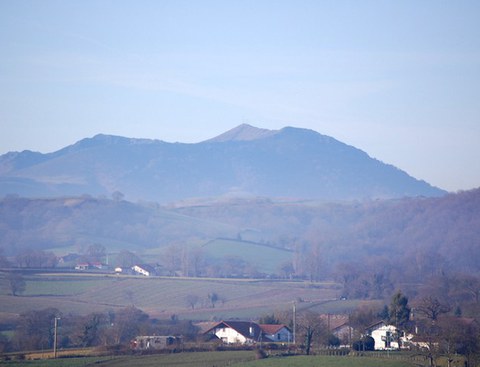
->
[[0, 188, 478, 280], [0, 124, 445, 202]]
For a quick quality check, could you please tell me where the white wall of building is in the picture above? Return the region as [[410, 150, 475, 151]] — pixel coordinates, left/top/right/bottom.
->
[[370, 324, 400, 350], [214, 327, 249, 344]]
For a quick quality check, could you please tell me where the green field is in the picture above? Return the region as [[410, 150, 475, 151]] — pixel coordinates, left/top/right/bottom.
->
[[0, 352, 416, 367], [238, 355, 415, 367], [0, 272, 351, 320], [202, 238, 293, 274]]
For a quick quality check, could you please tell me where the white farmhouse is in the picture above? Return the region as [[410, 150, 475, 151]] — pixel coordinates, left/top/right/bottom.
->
[[365, 321, 400, 350], [204, 321, 292, 344]]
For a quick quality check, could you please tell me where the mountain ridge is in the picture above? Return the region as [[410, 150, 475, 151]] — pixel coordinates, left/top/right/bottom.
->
[[0, 124, 446, 202]]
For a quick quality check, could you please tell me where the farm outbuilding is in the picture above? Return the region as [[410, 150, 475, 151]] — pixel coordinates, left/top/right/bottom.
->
[[131, 335, 182, 350]]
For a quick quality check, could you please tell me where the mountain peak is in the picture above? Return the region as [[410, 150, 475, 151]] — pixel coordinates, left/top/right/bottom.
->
[[0, 124, 447, 201], [205, 124, 278, 143]]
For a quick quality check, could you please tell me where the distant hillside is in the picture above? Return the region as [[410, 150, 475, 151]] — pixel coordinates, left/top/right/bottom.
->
[[175, 188, 480, 277], [0, 189, 478, 280], [0, 196, 238, 256], [0, 124, 445, 202]]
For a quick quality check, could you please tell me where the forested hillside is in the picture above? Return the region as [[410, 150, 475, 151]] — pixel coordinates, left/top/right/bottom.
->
[[175, 189, 480, 287], [1, 188, 478, 289]]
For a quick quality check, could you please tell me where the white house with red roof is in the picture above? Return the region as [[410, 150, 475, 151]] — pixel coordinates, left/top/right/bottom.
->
[[259, 324, 292, 343], [204, 321, 292, 344]]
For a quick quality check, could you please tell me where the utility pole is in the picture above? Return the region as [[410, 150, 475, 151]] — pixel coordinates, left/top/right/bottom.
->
[[293, 301, 296, 345], [53, 317, 60, 358]]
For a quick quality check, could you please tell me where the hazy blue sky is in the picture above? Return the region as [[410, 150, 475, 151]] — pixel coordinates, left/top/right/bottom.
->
[[1, 1, 479, 192]]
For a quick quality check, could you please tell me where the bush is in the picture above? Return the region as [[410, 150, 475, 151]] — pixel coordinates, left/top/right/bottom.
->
[[327, 334, 341, 347], [352, 336, 374, 351], [255, 348, 267, 359]]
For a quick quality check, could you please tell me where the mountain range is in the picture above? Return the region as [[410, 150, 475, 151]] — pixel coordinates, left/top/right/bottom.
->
[[0, 124, 445, 202]]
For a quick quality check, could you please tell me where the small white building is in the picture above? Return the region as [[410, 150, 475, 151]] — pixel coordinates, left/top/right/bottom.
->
[[131, 335, 182, 350], [75, 263, 90, 270], [365, 321, 400, 350], [131, 264, 155, 276]]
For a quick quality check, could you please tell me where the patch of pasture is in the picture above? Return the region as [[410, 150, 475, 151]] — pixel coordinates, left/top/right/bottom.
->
[[202, 238, 293, 273], [22, 277, 112, 296], [0, 352, 417, 367], [237, 355, 415, 367]]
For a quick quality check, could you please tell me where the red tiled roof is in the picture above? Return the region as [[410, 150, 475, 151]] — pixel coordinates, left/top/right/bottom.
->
[[259, 324, 289, 334], [320, 314, 350, 331]]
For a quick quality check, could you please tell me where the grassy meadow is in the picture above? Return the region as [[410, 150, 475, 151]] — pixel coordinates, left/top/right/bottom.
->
[[202, 238, 293, 274], [1, 352, 418, 367]]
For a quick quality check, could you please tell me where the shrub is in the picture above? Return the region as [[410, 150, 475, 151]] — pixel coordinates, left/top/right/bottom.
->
[[352, 336, 374, 351]]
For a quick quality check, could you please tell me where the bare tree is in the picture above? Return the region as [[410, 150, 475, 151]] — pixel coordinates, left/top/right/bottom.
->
[[86, 243, 106, 263], [115, 250, 142, 268], [305, 242, 323, 282], [189, 247, 205, 277], [162, 245, 181, 276], [185, 294, 199, 310], [12, 308, 61, 351], [0, 248, 11, 267], [208, 292, 219, 308], [109, 306, 149, 345], [278, 261, 295, 279], [15, 249, 57, 268], [297, 311, 326, 355], [75, 313, 107, 347], [6, 272, 26, 296], [453, 274, 480, 304], [415, 296, 450, 322]]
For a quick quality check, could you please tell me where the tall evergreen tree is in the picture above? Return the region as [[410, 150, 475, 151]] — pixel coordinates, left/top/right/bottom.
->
[[389, 291, 410, 329]]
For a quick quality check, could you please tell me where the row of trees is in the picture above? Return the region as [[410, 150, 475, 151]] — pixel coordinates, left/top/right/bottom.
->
[[0, 244, 107, 269], [0, 306, 198, 353]]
